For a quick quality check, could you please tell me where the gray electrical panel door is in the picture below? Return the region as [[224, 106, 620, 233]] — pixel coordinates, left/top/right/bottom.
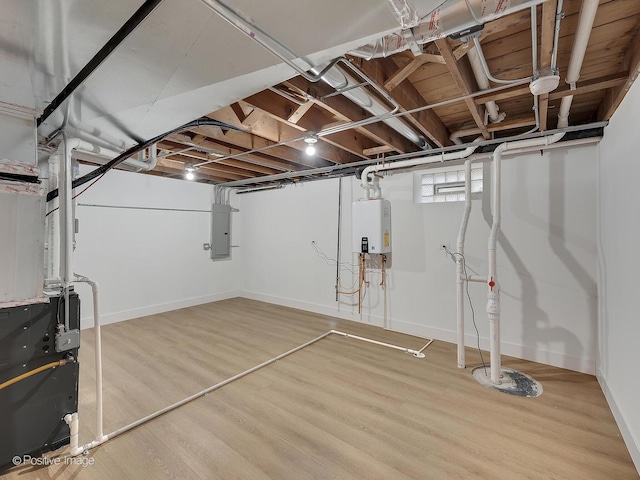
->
[[211, 203, 231, 259]]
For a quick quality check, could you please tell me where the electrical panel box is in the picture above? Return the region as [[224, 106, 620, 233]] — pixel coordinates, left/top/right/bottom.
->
[[211, 203, 231, 260], [352, 199, 391, 254]]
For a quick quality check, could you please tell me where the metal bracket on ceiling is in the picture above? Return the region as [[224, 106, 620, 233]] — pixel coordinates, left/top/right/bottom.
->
[[401, 28, 423, 57]]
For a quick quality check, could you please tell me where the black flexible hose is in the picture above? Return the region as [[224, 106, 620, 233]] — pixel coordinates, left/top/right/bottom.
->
[[46, 118, 243, 202]]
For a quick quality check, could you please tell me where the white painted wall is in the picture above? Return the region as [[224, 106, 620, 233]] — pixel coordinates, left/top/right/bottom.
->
[[597, 76, 640, 474], [71, 165, 242, 327], [240, 145, 599, 374]]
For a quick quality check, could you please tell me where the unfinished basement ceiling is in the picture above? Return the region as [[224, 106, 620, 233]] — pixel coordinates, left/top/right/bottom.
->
[[3, 0, 638, 185], [139, 0, 640, 185]]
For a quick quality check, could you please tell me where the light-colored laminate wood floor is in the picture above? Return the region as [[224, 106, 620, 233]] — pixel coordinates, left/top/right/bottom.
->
[[2, 297, 637, 479]]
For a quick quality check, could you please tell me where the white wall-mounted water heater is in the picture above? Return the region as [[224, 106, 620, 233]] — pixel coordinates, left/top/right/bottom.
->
[[352, 199, 391, 254]]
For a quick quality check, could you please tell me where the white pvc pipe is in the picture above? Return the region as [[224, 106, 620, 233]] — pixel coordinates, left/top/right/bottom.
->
[[330, 330, 428, 358], [450, 127, 482, 145], [74, 274, 106, 443], [59, 135, 74, 330], [486, 132, 564, 383], [455, 159, 473, 368], [67, 329, 430, 455], [557, 0, 599, 127], [361, 142, 479, 191], [64, 413, 83, 456], [468, 48, 504, 123]]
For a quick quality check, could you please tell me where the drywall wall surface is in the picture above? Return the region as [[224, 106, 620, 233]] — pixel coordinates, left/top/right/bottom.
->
[[597, 76, 640, 474], [240, 145, 598, 374], [71, 165, 241, 327]]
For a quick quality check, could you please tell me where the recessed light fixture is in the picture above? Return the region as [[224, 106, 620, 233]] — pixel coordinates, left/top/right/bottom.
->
[[185, 164, 196, 181], [304, 135, 317, 156]]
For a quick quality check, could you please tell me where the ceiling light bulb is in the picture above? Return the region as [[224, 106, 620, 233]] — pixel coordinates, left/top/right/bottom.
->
[[185, 164, 195, 180], [185, 171, 195, 181], [304, 135, 318, 156]]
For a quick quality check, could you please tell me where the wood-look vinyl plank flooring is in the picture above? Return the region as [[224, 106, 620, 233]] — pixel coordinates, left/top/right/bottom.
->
[[2, 298, 637, 479]]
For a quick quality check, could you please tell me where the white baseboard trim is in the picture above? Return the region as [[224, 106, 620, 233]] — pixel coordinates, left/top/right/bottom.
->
[[597, 370, 640, 476], [80, 291, 241, 329], [240, 291, 595, 374]]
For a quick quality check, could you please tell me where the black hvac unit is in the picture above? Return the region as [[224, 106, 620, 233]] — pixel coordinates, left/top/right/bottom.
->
[[0, 293, 80, 469]]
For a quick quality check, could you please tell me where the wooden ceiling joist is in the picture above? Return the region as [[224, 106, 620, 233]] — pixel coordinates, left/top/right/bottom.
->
[[384, 54, 446, 91], [598, 25, 640, 121], [157, 141, 281, 176], [167, 132, 307, 172], [284, 76, 418, 154], [352, 56, 451, 147], [244, 89, 374, 160], [435, 39, 490, 139]]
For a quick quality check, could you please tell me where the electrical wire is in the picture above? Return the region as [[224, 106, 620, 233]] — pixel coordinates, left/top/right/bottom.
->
[[45, 170, 109, 217], [45, 118, 244, 203], [444, 247, 488, 373]]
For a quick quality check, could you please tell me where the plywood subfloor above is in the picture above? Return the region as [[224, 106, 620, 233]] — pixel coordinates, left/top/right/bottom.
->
[[2, 298, 637, 479]]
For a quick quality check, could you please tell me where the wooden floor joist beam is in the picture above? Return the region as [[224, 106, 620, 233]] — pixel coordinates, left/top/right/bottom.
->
[[352, 56, 451, 147], [435, 39, 490, 139]]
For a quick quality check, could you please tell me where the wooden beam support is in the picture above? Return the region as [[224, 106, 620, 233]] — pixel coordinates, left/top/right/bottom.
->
[[207, 104, 360, 165], [352, 56, 451, 147], [598, 27, 640, 121], [435, 38, 490, 139], [362, 145, 395, 156], [156, 158, 247, 182], [472, 71, 629, 106], [157, 141, 281, 176], [287, 101, 315, 124], [549, 72, 630, 101], [384, 54, 445, 91], [284, 76, 418, 154], [167, 132, 307, 172], [242, 91, 372, 162]]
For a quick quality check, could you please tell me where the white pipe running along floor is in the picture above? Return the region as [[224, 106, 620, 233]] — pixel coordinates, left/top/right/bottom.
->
[[64, 329, 434, 456]]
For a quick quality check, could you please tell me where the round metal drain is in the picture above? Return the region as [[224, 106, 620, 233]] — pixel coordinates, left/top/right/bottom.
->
[[472, 366, 543, 398]]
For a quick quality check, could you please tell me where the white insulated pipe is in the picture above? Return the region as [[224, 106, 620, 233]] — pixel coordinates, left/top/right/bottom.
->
[[486, 133, 564, 383], [557, 0, 599, 128], [360, 142, 480, 195], [468, 48, 505, 124], [455, 159, 473, 368], [74, 274, 106, 444]]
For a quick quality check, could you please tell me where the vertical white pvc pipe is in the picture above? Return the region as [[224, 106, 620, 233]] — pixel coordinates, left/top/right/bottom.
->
[[75, 276, 105, 442], [487, 145, 505, 384], [59, 135, 73, 330], [455, 159, 473, 368]]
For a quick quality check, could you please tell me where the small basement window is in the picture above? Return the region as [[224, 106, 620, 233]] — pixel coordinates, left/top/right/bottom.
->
[[415, 165, 483, 203]]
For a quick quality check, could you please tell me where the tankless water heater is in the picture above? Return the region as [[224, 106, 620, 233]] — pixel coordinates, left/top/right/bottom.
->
[[352, 199, 391, 254]]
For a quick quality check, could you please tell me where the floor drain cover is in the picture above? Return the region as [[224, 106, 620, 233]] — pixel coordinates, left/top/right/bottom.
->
[[472, 366, 543, 398]]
